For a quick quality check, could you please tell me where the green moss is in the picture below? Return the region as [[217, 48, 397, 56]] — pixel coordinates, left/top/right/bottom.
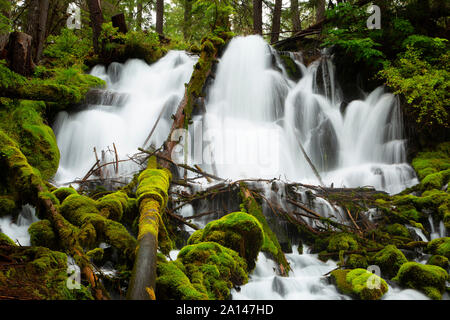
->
[[0, 246, 93, 300], [136, 168, 171, 208], [427, 237, 450, 259], [0, 232, 16, 246], [0, 195, 16, 216], [240, 191, 290, 272], [187, 229, 204, 245], [86, 248, 104, 262], [0, 100, 60, 180], [393, 262, 448, 300], [192, 211, 264, 271], [28, 220, 57, 249], [60, 194, 137, 260], [327, 232, 359, 252], [278, 54, 302, 80], [412, 142, 450, 181], [346, 254, 369, 269], [96, 191, 130, 221], [371, 245, 408, 279], [331, 268, 388, 300], [52, 187, 78, 203], [176, 241, 248, 299], [384, 223, 411, 238], [156, 254, 208, 300], [427, 255, 449, 269]]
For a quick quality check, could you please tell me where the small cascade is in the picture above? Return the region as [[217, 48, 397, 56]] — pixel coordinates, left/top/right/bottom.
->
[[53, 51, 197, 187], [0, 205, 39, 246]]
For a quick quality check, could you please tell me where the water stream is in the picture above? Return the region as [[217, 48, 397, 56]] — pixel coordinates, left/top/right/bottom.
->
[[47, 35, 440, 300]]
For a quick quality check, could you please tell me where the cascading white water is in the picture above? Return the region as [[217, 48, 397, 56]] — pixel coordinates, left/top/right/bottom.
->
[[200, 35, 417, 194], [53, 51, 197, 185], [50, 35, 431, 300]]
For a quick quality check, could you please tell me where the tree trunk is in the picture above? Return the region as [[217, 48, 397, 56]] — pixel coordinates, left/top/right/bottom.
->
[[112, 13, 128, 33], [183, 0, 192, 41], [127, 159, 171, 300], [253, 0, 263, 35], [156, 0, 164, 35], [87, 0, 104, 54], [26, 0, 49, 63], [136, 2, 143, 30], [6, 32, 35, 76], [316, 0, 325, 23], [291, 0, 301, 35], [270, 0, 282, 43]]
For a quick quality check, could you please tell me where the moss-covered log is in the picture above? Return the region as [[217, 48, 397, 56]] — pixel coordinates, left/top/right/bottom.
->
[[158, 32, 233, 168], [0, 129, 108, 300], [127, 157, 172, 300]]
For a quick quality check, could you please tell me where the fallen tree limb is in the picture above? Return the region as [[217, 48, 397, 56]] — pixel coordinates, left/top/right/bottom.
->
[[0, 130, 108, 300], [127, 157, 171, 300]]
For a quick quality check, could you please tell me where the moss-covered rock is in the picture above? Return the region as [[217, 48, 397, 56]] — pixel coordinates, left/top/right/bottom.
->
[[176, 241, 248, 299], [156, 254, 209, 300], [371, 245, 408, 279], [0, 232, 16, 246], [60, 194, 137, 259], [0, 100, 60, 180], [393, 261, 448, 300], [28, 219, 57, 249], [427, 255, 449, 269], [0, 246, 93, 300], [426, 237, 450, 259], [239, 189, 290, 272], [188, 211, 264, 271], [327, 232, 359, 252], [52, 187, 78, 203], [384, 223, 411, 238], [346, 254, 369, 269], [96, 191, 130, 221], [330, 268, 388, 300], [0, 195, 16, 216]]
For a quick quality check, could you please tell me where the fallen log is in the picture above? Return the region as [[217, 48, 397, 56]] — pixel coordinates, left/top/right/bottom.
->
[[157, 34, 232, 169], [0, 130, 108, 300], [127, 157, 171, 300]]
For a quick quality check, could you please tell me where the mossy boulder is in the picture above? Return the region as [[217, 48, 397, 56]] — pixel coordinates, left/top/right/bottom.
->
[[156, 254, 208, 300], [176, 241, 248, 299], [52, 187, 78, 203], [371, 245, 408, 279], [327, 232, 359, 252], [0, 246, 92, 300], [0, 232, 16, 246], [427, 237, 450, 259], [60, 194, 137, 259], [427, 255, 449, 269], [28, 219, 57, 249], [384, 223, 411, 238], [96, 191, 130, 221], [0, 195, 16, 217], [330, 268, 388, 300], [188, 211, 264, 270], [346, 254, 369, 269], [393, 262, 448, 300]]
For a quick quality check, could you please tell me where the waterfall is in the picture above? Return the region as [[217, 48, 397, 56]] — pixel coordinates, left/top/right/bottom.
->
[[53, 51, 197, 186], [50, 35, 429, 300], [197, 35, 417, 194]]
